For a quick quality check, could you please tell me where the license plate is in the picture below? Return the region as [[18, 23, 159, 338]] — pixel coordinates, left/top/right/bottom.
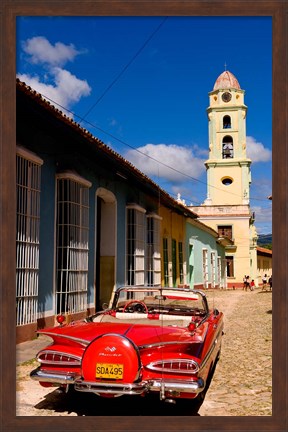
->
[[96, 363, 124, 379]]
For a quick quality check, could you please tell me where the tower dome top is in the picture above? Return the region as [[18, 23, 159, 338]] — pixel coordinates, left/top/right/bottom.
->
[[213, 70, 241, 90]]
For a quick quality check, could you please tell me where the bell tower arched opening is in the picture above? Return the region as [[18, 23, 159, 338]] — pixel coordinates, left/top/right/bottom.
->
[[222, 136, 234, 158], [223, 115, 231, 129]]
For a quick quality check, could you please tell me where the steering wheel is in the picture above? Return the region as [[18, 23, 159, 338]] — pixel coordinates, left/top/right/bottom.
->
[[123, 300, 148, 314]]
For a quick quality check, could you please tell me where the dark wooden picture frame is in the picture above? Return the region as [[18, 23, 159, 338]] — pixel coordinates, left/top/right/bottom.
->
[[1, 1, 287, 431]]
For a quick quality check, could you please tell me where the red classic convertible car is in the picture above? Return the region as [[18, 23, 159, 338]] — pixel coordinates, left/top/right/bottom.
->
[[31, 286, 224, 405]]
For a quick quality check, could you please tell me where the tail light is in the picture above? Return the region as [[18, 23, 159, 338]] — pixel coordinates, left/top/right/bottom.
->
[[56, 314, 65, 324], [37, 350, 81, 366], [146, 359, 199, 374]]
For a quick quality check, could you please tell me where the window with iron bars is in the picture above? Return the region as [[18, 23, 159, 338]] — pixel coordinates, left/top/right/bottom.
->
[[16, 149, 43, 326], [126, 205, 146, 287], [56, 174, 91, 314], [202, 249, 209, 288], [163, 238, 169, 286], [146, 214, 161, 287], [217, 256, 222, 287], [211, 251, 216, 288], [172, 239, 177, 287], [178, 241, 184, 285]]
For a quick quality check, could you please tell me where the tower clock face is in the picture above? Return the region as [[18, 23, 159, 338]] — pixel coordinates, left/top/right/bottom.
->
[[222, 92, 232, 102]]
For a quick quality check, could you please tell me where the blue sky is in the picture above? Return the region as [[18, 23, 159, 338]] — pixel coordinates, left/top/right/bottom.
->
[[16, 16, 272, 234]]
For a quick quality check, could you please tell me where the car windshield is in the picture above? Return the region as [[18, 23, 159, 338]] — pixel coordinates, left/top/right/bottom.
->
[[113, 287, 208, 316]]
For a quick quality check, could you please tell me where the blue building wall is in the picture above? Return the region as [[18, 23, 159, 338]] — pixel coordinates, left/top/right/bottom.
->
[[186, 220, 225, 289], [36, 147, 160, 316]]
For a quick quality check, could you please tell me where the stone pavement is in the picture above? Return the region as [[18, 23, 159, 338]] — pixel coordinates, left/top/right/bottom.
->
[[198, 288, 272, 416], [16, 334, 52, 364]]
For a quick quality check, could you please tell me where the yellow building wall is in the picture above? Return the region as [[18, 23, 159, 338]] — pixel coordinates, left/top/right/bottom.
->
[[209, 166, 243, 205], [199, 216, 253, 287], [159, 206, 186, 287]]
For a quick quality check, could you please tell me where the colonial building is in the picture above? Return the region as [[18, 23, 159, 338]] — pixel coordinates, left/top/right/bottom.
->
[[189, 70, 258, 288], [257, 246, 272, 286]]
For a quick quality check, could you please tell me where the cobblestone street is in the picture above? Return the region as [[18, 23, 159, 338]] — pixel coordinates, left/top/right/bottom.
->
[[199, 288, 272, 416], [16, 288, 272, 416]]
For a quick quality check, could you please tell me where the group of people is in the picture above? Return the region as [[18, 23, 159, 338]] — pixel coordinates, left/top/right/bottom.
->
[[262, 274, 272, 291], [242, 274, 272, 291], [242, 275, 255, 291]]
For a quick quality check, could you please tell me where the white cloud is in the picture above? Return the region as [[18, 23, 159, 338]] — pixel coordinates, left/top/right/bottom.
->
[[22, 36, 81, 67], [17, 36, 91, 115], [125, 143, 205, 184], [246, 136, 271, 162], [17, 70, 91, 112], [251, 204, 272, 235], [53, 67, 91, 103], [251, 177, 272, 198], [252, 205, 272, 223]]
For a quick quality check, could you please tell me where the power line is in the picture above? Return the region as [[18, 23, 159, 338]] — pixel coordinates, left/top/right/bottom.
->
[[79, 17, 168, 124], [34, 91, 271, 204]]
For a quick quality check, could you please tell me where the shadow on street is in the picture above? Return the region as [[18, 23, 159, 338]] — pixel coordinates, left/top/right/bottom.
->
[[34, 389, 201, 416]]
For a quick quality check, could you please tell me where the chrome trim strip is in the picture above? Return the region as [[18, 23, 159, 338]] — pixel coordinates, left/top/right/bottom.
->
[[139, 320, 209, 350], [37, 332, 89, 346], [139, 340, 202, 350], [30, 367, 79, 384]]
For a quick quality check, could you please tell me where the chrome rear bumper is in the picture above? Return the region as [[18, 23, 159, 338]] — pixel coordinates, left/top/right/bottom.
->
[[74, 379, 147, 395], [30, 367, 79, 385], [31, 367, 205, 397], [74, 377, 205, 396]]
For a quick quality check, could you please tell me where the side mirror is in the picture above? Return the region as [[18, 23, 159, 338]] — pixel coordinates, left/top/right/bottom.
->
[[102, 303, 109, 310], [213, 308, 220, 316]]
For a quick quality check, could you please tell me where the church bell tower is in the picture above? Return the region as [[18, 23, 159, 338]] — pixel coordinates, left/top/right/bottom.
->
[[189, 69, 258, 288], [204, 70, 251, 206]]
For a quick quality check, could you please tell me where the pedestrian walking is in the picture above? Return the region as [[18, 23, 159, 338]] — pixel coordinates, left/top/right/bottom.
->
[[262, 274, 268, 290], [268, 275, 272, 291], [242, 275, 247, 290], [250, 279, 255, 291], [245, 276, 251, 291]]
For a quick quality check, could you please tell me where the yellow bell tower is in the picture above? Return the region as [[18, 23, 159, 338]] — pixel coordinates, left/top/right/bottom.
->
[[205, 70, 251, 205], [189, 70, 258, 288]]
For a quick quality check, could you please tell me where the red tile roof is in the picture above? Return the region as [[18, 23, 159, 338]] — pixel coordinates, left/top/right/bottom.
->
[[257, 246, 272, 255], [213, 70, 241, 90]]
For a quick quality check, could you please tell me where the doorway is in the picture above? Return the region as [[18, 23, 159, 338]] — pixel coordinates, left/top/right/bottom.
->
[[95, 188, 116, 310], [188, 244, 194, 288]]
